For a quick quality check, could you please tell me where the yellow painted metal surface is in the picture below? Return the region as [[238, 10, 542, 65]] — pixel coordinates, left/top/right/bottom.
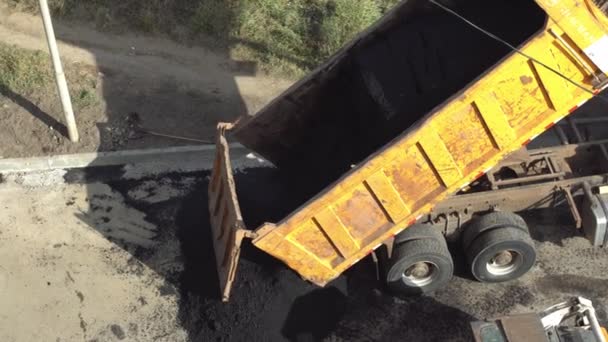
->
[[209, 129, 248, 301], [247, 0, 608, 286]]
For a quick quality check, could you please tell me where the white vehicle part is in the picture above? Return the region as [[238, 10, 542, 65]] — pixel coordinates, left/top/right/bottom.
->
[[540, 297, 607, 342]]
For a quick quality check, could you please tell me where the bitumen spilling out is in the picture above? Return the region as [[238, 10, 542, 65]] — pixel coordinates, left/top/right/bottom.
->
[[102, 168, 352, 342], [79, 167, 608, 341]]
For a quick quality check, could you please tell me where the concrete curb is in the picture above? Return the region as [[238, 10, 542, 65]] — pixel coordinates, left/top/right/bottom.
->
[[0, 144, 249, 173]]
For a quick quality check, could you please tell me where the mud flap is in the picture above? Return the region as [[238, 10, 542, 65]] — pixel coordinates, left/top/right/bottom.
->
[[208, 123, 253, 301]]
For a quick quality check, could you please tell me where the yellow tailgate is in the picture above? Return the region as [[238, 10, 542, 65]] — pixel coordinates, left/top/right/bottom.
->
[[208, 124, 253, 301], [248, 0, 608, 286]]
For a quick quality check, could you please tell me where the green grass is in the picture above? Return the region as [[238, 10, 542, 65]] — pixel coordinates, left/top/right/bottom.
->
[[6, 0, 402, 77], [316, 0, 382, 59], [72, 88, 98, 109], [0, 43, 51, 94], [0, 43, 98, 106]]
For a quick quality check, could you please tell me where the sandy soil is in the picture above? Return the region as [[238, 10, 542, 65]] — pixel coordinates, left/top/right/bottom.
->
[[0, 165, 607, 342], [0, 5, 292, 158]]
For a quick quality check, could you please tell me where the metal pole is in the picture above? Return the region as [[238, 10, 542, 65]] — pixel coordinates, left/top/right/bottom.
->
[[38, 0, 79, 142], [585, 308, 607, 342]]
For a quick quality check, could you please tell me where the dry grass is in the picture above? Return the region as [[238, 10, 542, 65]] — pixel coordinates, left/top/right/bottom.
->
[[0, 43, 99, 106], [0, 43, 51, 94]]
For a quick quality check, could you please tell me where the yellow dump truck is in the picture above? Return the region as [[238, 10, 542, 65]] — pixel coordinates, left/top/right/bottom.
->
[[209, 0, 608, 301]]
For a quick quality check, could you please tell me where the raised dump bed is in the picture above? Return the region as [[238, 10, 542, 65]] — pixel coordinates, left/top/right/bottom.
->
[[209, 0, 608, 300]]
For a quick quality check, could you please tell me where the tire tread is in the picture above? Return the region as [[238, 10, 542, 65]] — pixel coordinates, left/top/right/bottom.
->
[[387, 237, 454, 295], [466, 226, 536, 282]]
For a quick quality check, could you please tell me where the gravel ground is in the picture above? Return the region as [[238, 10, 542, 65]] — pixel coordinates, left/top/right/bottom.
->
[[0, 164, 607, 342]]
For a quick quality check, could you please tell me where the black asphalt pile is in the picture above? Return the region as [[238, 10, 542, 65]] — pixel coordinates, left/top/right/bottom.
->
[[101, 169, 355, 341], [60, 168, 608, 341]]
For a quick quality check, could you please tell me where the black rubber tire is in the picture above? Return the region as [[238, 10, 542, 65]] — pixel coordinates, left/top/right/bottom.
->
[[394, 223, 445, 245], [386, 237, 454, 295], [466, 226, 536, 283], [462, 212, 529, 252]]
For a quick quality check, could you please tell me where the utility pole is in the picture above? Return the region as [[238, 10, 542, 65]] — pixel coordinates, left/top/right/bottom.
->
[[39, 0, 79, 142]]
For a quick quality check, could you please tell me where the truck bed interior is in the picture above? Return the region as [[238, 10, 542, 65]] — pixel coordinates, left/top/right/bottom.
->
[[233, 0, 547, 204]]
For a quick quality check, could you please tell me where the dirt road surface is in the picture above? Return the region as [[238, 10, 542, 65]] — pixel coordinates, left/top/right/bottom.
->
[[0, 161, 606, 342], [0, 5, 292, 158]]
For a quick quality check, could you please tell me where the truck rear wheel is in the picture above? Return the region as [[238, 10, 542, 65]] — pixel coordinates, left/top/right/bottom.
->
[[462, 211, 529, 252], [466, 225, 536, 283], [386, 232, 453, 295]]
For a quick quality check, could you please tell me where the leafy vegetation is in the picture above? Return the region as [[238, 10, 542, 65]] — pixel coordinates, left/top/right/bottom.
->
[[6, 0, 402, 77]]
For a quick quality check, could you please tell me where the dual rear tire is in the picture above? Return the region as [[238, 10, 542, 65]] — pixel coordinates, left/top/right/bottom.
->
[[463, 212, 537, 283], [386, 226, 453, 295], [385, 212, 536, 296]]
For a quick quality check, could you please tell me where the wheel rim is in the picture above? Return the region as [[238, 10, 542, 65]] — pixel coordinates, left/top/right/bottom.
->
[[485, 250, 522, 276], [402, 261, 438, 287]]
